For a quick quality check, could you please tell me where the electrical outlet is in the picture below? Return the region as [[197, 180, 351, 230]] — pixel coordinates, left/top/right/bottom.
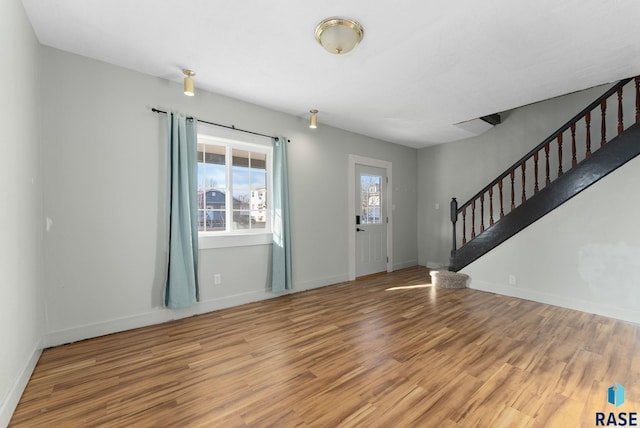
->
[[435, 203, 440, 210], [214, 273, 222, 285], [508, 275, 517, 286]]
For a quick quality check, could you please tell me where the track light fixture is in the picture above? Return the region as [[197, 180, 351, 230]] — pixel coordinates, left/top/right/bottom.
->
[[183, 69, 196, 96], [309, 109, 318, 129]]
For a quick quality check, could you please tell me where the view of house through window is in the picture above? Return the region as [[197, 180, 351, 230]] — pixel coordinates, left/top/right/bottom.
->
[[360, 175, 381, 224], [197, 137, 269, 233]]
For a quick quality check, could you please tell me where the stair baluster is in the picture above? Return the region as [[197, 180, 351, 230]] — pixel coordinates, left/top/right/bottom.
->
[[636, 77, 640, 123], [557, 134, 563, 178], [521, 162, 526, 202], [480, 194, 485, 232], [509, 171, 515, 211], [462, 206, 467, 245], [618, 87, 624, 135], [601, 99, 607, 147], [544, 143, 551, 186], [499, 180, 504, 218], [533, 152, 539, 193], [586, 111, 592, 157], [489, 187, 494, 226], [571, 124, 577, 167], [471, 200, 476, 239]]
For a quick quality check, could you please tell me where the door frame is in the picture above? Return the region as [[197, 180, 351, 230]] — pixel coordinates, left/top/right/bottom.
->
[[348, 154, 393, 281]]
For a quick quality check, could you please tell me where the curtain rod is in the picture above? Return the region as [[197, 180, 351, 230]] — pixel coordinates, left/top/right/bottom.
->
[[152, 108, 287, 141]]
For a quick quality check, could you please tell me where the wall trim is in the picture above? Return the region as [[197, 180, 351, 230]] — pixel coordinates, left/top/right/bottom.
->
[[44, 273, 353, 348], [426, 260, 449, 270], [45, 290, 280, 348], [294, 273, 350, 291], [469, 279, 640, 325], [393, 259, 418, 271], [1, 342, 42, 427]]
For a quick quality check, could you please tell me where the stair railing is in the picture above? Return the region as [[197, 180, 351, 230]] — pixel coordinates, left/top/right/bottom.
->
[[450, 76, 640, 261]]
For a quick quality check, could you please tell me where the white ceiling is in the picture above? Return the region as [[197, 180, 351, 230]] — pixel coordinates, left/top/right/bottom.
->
[[20, 0, 640, 148]]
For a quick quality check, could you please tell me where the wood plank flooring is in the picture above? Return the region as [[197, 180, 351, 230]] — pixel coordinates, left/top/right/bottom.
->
[[10, 266, 640, 427]]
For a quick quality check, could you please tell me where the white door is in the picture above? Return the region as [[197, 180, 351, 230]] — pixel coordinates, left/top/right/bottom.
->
[[355, 165, 387, 277]]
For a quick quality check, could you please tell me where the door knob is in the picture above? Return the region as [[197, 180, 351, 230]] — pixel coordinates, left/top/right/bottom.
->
[[356, 227, 366, 232]]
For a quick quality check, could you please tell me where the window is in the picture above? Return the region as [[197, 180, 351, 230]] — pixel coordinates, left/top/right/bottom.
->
[[197, 135, 271, 235], [360, 175, 381, 224]]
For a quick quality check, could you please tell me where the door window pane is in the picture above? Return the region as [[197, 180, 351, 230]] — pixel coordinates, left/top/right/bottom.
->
[[360, 175, 381, 224]]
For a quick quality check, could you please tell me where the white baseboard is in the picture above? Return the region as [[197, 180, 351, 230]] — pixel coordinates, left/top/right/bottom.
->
[[294, 273, 350, 291], [44, 274, 354, 348], [1, 342, 42, 428], [427, 260, 449, 270], [44, 289, 280, 348], [393, 259, 418, 271], [469, 279, 640, 325]]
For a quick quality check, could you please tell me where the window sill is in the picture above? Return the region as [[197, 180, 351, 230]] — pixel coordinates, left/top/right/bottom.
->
[[198, 232, 273, 249]]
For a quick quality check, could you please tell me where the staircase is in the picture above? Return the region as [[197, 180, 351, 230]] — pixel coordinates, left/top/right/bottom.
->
[[449, 76, 640, 272]]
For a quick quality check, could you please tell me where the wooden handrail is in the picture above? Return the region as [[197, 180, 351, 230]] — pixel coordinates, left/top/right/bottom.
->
[[455, 77, 633, 215], [450, 76, 640, 265]]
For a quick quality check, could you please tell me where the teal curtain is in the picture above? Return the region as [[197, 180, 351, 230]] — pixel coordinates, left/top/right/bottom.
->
[[165, 112, 199, 308], [272, 136, 292, 292]]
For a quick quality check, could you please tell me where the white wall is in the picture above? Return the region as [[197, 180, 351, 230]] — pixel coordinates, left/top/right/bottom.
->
[[0, 0, 45, 425], [41, 47, 418, 347], [464, 154, 640, 324], [417, 82, 640, 323]]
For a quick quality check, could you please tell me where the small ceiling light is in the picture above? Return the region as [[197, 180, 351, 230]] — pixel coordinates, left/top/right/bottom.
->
[[315, 17, 364, 55], [309, 109, 318, 129], [183, 69, 196, 96]]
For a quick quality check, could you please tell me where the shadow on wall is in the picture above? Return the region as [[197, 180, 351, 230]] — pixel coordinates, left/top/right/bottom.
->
[[151, 119, 169, 308]]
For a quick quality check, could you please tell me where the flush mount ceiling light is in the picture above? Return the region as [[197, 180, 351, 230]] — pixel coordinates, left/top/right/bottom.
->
[[183, 69, 196, 96], [309, 109, 318, 129], [315, 17, 364, 55]]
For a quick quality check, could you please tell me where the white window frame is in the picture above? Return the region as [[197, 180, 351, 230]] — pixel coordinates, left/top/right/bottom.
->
[[196, 126, 273, 250]]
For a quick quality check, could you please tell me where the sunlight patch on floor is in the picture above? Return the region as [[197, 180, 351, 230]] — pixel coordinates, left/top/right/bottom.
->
[[385, 283, 433, 291]]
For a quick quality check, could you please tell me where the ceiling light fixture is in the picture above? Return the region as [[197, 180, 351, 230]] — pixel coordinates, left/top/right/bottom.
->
[[315, 17, 364, 55], [309, 109, 318, 129], [183, 69, 196, 96]]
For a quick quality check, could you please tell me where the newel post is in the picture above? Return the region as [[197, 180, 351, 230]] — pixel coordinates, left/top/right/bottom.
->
[[450, 198, 458, 258]]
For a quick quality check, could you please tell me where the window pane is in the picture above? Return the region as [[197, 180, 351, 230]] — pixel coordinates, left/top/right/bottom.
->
[[250, 152, 267, 229], [232, 149, 249, 168], [204, 144, 225, 165], [199, 209, 225, 231], [360, 175, 381, 224], [251, 152, 266, 170], [198, 144, 226, 232], [197, 143, 204, 162], [232, 149, 251, 230], [206, 190, 226, 228], [251, 172, 267, 230]]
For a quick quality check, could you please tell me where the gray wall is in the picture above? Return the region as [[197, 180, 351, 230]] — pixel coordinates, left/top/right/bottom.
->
[[0, 0, 45, 425], [417, 83, 640, 323], [41, 47, 418, 346]]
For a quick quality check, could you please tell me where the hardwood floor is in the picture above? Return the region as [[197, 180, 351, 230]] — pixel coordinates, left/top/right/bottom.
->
[[10, 266, 640, 427]]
